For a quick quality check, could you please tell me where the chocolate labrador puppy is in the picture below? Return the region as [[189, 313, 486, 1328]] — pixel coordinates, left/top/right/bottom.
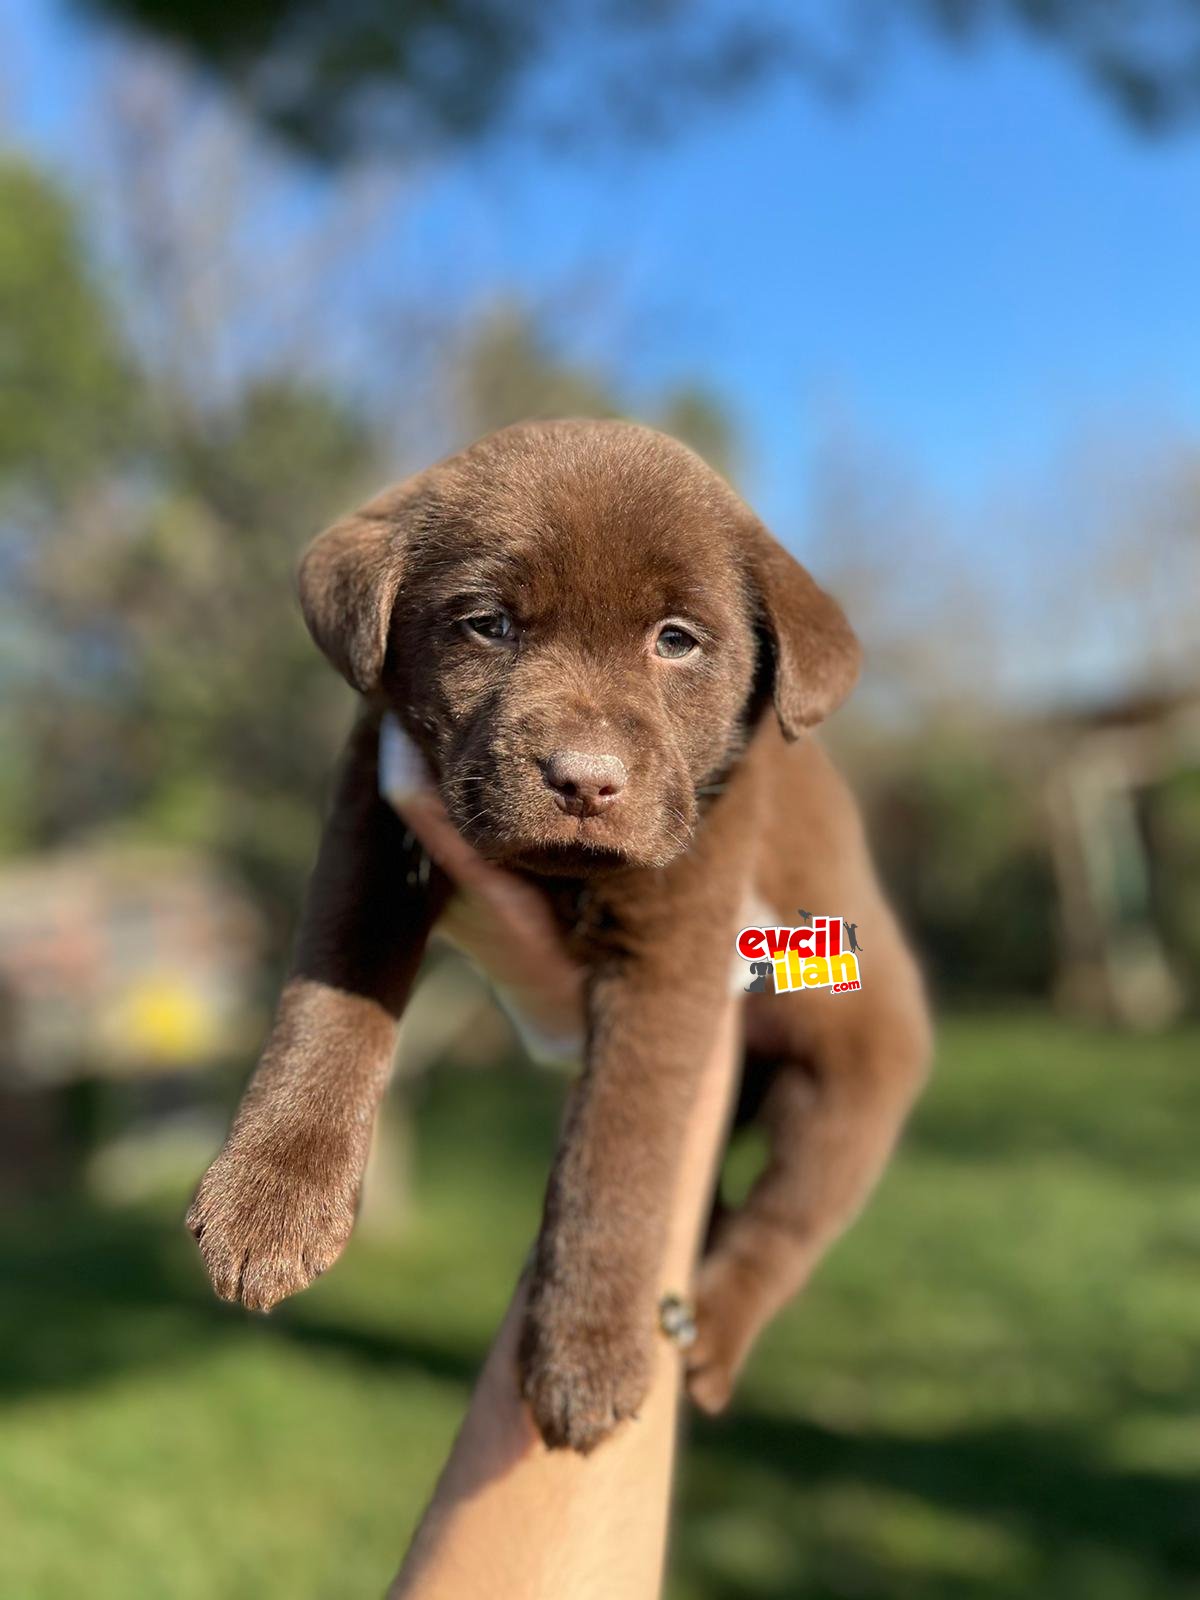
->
[[187, 419, 931, 1451]]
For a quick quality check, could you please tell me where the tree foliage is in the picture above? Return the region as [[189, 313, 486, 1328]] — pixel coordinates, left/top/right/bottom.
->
[[460, 306, 737, 475], [0, 162, 136, 495], [0, 155, 737, 960], [78, 0, 1200, 163]]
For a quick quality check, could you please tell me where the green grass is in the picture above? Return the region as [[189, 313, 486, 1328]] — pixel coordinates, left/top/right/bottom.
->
[[3, 1013, 1199, 1597]]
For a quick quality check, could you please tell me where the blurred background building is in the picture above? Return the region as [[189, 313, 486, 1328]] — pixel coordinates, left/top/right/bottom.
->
[[1, 3, 1199, 1597]]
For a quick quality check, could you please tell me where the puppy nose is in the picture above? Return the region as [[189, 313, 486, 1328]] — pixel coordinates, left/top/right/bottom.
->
[[541, 749, 628, 816]]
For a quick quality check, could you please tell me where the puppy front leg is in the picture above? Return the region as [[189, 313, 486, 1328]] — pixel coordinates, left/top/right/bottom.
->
[[187, 712, 447, 1311], [519, 948, 731, 1453]]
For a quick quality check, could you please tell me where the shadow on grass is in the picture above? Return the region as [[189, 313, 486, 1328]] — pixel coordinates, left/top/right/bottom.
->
[[682, 1405, 1200, 1596], [0, 1062, 559, 1404], [0, 1191, 485, 1402]]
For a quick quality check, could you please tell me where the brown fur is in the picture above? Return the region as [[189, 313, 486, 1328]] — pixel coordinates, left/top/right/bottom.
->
[[187, 419, 932, 1451]]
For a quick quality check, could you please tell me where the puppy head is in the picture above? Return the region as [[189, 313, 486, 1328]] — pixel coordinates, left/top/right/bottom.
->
[[300, 420, 859, 874]]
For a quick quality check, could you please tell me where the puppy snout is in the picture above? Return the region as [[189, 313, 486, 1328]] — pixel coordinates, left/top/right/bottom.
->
[[540, 749, 628, 817]]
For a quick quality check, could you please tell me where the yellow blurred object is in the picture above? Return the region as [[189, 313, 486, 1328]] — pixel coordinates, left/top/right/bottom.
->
[[0, 843, 263, 1083], [104, 974, 220, 1067]]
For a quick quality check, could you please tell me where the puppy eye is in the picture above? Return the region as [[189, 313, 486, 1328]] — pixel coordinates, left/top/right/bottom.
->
[[462, 611, 514, 643], [655, 624, 699, 660]]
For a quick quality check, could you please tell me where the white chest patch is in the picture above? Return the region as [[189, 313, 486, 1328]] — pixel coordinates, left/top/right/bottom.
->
[[468, 887, 777, 1066], [731, 891, 776, 995], [491, 986, 586, 1069]]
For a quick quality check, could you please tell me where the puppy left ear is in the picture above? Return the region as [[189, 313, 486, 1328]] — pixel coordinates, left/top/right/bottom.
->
[[741, 517, 861, 738], [297, 478, 424, 693]]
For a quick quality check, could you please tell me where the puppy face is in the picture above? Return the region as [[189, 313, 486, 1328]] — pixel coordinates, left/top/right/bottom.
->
[[299, 421, 859, 874]]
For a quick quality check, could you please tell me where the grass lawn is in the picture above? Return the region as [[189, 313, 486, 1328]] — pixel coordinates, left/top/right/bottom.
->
[[2, 1012, 1199, 1598]]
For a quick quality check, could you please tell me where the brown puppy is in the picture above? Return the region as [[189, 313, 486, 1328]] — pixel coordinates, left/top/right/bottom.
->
[[187, 419, 932, 1451]]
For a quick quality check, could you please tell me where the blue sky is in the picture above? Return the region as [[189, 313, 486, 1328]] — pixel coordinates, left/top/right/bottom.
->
[[6, 1, 1200, 701], [420, 28, 1200, 528]]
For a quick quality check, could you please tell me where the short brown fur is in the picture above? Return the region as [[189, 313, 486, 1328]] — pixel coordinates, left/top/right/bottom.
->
[[187, 420, 932, 1450]]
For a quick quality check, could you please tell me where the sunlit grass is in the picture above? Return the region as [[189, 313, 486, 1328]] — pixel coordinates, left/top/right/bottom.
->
[[2, 1014, 1198, 1598]]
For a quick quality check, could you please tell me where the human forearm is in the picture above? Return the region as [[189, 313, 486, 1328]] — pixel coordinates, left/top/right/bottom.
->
[[390, 996, 739, 1600]]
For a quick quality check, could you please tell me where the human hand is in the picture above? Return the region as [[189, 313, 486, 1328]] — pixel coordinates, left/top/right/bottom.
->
[[378, 714, 584, 1060]]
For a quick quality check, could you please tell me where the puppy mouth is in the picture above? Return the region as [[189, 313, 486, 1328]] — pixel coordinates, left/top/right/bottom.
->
[[450, 804, 690, 876], [476, 810, 639, 875], [502, 838, 632, 876]]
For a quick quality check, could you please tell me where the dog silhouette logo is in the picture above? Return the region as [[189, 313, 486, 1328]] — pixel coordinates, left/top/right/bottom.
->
[[744, 960, 774, 994]]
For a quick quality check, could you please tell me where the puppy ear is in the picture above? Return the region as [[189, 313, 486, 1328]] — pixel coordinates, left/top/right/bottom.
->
[[742, 518, 861, 737], [296, 481, 420, 693]]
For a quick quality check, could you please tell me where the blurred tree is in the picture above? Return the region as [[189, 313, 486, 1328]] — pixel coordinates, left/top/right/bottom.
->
[[657, 385, 737, 480], [0, 161, 136, 497], [459, 304, 737, 474], [0, 119, 394, 953], [868, 732, 1058, 1001], [1147, 767, 1200, 1005], [458, 306, 619, 438], [21, 379, 379, 951], [0, 160, 139, 851], [0, 152, 739, 964], [78, 0, 1200, 163], [0, 172, 380, 933], [806, 423, 998, 733]]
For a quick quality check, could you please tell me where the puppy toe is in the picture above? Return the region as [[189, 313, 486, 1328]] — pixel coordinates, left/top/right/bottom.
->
[[685, 1358, 735, 1415], [523, 1364, 641, 1453], [196, 1230, 246, 1304], [519, 1301, 650, 1453], [238, 1252, 303, 1313]]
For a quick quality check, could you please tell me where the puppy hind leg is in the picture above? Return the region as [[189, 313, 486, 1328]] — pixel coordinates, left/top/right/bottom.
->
[[685, 1011, 930, 1414]]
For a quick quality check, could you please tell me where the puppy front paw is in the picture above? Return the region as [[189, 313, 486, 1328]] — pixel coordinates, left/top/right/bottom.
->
[[684, 1255, 760, 1415], [518, 1285, 651, 1453], [186, 1129, 363, 1312]]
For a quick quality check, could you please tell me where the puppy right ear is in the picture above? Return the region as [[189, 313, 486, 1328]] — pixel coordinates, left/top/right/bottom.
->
[[297, 480, 421, 693]]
